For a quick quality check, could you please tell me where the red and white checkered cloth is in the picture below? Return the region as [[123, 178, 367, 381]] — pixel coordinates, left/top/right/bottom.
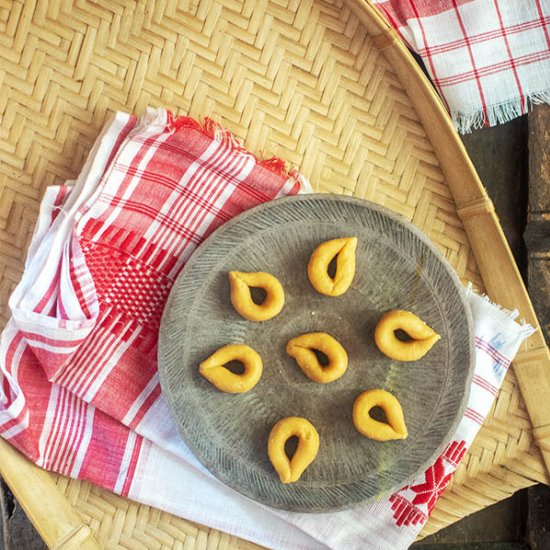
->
[[0, 109, 534, 549], [374, 0, 550, 132]]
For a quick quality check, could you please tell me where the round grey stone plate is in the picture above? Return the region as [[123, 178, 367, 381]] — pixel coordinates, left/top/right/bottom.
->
[[158, 194, 474, 513]]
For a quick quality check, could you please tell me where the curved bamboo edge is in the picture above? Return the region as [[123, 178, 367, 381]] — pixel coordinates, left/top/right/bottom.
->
[[0, 439, 100, 549], [345, 0, 550, 479]]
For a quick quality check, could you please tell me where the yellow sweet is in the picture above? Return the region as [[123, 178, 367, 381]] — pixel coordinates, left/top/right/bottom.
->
[[374, 309, 441, 362], [268, 417, 320, 483], [286, 332, 348, 384], [352, 389, 408, 441], [229, 271, 285, 321], [199, 344, 262, 393], [307, 237, 358, 296]]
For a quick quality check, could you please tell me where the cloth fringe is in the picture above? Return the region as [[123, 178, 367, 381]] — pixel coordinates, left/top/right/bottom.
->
[[465, 283, 536, 337], [168, 113, 301, 181], [453, 90, 550, 134]]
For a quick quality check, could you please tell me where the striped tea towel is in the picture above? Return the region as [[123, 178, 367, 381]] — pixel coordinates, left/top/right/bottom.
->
[[0, 108, 534, 549], [374, 0, 550, 132]]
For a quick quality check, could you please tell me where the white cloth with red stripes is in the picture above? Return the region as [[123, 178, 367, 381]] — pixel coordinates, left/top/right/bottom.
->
[[0, 108, 534, 550], [374, 0, 550, 132]]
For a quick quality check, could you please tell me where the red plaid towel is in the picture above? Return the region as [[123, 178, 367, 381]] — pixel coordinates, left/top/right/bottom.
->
[[0, 109, 534, 549], [374, 0, 550, 131]]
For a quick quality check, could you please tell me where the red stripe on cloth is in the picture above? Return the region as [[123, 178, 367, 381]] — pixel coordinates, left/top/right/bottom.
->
[[29, 346, 78, 382], [90, 134, 169, 237], [55, 309, 120, 391], [80, 242, 173, 331], [163, 139, 240, 225], [2, 344, 51, 453], [1, 374, 11, 406], [405, 0, 449, 110], [77, 324, 140, 399], [69, 240, 95, 320], [57, 288, 69, 321], [142, 133, 271, 203], [55, 397, 85, 475], [127, 384, 162, 432], [150, 141, 248, 260], [71, 313, 156, 420], [162, 144, 249, 255], [0, 340, 31, 433], [44, 387, 72, 468], [104, 116, 138, 169], [47, 300, 57, 318], [389, 494, 427, 527], [3, 333, 24, 378], [416, 17, 550, 57], [0, 414, 27, 438], [82, 221, 125, 250], [96, 194, 207, 245], [86, 136, 213, 246], [438, 49, 550, 86], [472, 374, 499, 397], [89, 354, 157, 422], [464, 407, 484, 425], [535, 0, 550, 50], [210, 163, 298, 226], [474, 337, 511, 369], [493, 0, 526, 114], [162, 117, 295, 182], [109, 164, 234, 224], [33, 265, 61, 314], [65, 403, 90, 476], [82, 224, 179, 276], [148, 243, 168, 270], [287, 179, 302, 196], [51, 392, 83, 473], [50, 187, 71, 224], [19, 332, 83, 348], [121, 435, 144, 496], [374, 0, 473, 25], [451, 0, 489, 124], [78, 410, 133, 491]]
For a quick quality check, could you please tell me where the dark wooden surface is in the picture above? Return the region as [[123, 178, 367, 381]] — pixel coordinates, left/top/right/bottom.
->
[[524, 105, 550, 550], [526, 105, 550, 345], [1, 108, 549, 549], [0, 479, 45, 550]]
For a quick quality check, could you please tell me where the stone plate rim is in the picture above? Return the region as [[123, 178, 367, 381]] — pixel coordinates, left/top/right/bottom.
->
[[158, 194, 475, 513]]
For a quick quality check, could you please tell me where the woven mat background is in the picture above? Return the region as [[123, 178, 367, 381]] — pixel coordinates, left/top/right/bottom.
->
[[0, 0, 548, 546]]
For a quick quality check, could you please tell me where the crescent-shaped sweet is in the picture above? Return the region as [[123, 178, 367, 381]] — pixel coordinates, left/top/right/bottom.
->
[[229, 271, 285, 321], [307, 237, 358, 296], [352, 389, 408, 441], [374, 309, 441, 362], [199, 344, 262, 393], [267, 417, 320, 483], [286, 332, 348, 384]]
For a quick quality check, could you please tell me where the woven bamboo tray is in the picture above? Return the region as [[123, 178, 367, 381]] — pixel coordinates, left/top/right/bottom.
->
[[0, 0, 549, 548]]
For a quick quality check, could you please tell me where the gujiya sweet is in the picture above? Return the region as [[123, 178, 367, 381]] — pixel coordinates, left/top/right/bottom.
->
[[286, 332, 348, 384], [199, 344, 262, 393], [352, 389, 408, 441], [267, 417, 320, 483], [307, 237, 357, 296], [374, 309, 441, 362], [229, 271, 285, 321]]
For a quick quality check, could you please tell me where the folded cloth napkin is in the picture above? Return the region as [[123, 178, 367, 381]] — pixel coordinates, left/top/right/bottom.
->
[[0, 108, 534, 550], [373, 0, 550, 132]]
